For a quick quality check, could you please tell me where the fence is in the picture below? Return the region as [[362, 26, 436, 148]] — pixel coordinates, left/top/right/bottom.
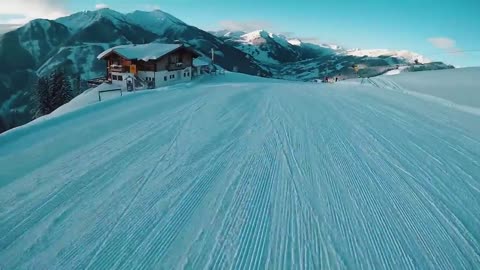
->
[[98, 88, 122, 102]]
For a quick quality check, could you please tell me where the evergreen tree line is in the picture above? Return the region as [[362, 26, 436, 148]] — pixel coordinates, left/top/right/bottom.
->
[[0, 70, 78, 134], [35, 70, 74, 118]]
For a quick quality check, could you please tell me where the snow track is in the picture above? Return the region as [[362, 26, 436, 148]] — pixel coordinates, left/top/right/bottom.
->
[[0, 74, 479, 269]]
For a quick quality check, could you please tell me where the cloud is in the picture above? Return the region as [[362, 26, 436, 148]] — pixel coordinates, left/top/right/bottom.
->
[[428, 37, 455, 49], [95, 3, 109, 10], [0, 0, 68, 24], [428, 37, 462, 54], [219, 20, 272, 32], [143, 5, 161, 11], [0, 24, 21, 34], [278, 32, 296, 37]]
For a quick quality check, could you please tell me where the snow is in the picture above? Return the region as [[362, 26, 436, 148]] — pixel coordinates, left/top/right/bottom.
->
[[37, 44, 108, 79], [1, 71, 479, 269], [97, 43, 182, 61], [55, 83, 122, 115], [239, 30, 291, 49], [287, 39, 302, 46], [236, 44, 280, 65], [56, 8, 129, 33], [346, 48, 431, 64], [18, 20, 54, 62], [240, 30, 270, 44], [223, 31, 247, 38], [384, 69, 401, 75], [126, 10, 187, 36], [269, 33, 291, 48], [365, 67, 480, 115]]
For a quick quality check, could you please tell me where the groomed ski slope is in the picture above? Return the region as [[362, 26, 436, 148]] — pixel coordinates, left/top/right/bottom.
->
[[1, 71, 480, 269]]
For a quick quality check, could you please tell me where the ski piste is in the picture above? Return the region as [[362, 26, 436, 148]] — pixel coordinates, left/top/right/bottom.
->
[[1, 70, 479, 269]]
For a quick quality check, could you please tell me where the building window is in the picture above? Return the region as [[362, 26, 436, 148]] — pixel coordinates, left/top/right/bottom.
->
[[164, 76, 167, 81], [118, 75, 123, 81], [112, 75, 118, 80]]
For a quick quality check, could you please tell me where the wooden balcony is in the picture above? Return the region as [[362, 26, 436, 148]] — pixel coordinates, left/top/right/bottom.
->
[[167, 62, 185, 71], [109, 65, 129, 73]]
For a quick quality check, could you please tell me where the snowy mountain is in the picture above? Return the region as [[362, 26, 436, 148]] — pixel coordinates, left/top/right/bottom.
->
[[219, 29, 336, 65], [215, 28, 441, 79], [209, 30, 247, 38], [218, 30, 452, 81], [1, 69, 479, 269]]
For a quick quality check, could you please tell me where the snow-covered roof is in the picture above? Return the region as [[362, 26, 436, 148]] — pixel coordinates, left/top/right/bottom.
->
[[97, 43, 185, 61]]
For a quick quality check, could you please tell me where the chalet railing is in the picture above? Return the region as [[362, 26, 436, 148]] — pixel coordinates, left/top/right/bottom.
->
[[167, 62, 184, 71], [87, 76, 108, 87], [109, 65, 130, 73]]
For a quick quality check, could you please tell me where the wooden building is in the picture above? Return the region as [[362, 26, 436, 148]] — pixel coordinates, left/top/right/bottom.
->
[[97, 43, 200, 90]]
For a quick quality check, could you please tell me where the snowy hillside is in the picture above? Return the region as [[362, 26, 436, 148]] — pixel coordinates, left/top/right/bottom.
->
[[346, 48, 430, 64], [1, 69, 479, 269], [363, 67, 480, 115]]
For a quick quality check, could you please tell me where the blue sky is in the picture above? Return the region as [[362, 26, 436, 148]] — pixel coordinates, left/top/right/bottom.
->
[[1, 0, 479, 66]]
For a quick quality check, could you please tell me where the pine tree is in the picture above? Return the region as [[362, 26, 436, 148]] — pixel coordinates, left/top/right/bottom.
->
[[50, 70, 73, 110], [0, 114, 8, 133], [35, 70, 74, 118], [35, 75, 52, 117]]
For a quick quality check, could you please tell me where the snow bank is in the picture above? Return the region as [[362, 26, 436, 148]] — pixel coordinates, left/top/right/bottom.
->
[[385, 67, 480, 107], [53, 83, 122, 116], [364, 67, 480, 115]]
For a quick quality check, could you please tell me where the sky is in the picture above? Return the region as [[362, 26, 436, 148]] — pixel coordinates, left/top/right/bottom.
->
[[0, 0, 479, 67]]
